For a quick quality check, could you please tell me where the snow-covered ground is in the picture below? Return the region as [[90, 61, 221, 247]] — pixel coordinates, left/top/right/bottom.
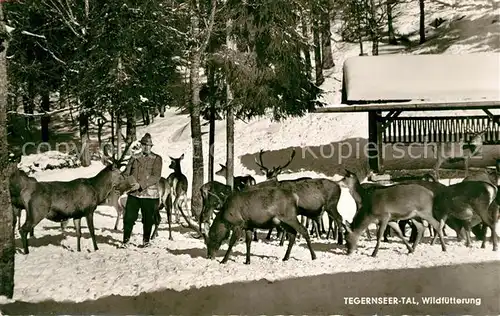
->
[[2, 0, 500, 308]]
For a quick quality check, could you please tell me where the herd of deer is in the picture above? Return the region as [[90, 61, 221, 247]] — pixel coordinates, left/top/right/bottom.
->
[[7, 142, 499, 265]]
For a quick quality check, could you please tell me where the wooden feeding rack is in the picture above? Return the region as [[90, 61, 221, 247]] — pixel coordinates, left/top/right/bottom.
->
[[315, 52, 500, 173]]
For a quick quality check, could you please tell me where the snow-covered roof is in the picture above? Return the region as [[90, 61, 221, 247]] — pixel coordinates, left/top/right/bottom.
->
[[342, 52, 500, 104]]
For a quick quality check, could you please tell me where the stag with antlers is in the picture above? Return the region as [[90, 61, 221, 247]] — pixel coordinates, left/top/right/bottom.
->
[[16, 143, 137, 254], [254, 148, 296, 181]]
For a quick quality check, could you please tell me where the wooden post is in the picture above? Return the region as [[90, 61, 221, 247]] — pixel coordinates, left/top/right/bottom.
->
[[368, 110, 382, 172]]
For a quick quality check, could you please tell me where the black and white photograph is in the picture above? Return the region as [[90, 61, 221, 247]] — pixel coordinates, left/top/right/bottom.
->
[[0, 0, 499, 314]]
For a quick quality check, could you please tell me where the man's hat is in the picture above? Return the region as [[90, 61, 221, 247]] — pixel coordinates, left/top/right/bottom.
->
[[140, 133, 153, 146]]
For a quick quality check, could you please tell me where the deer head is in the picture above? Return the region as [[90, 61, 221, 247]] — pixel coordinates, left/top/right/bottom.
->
[[254, 148, 296, 180], [463, 126, 488, 158], [169, 154, 184, 172], [215, 164, 227, 178]]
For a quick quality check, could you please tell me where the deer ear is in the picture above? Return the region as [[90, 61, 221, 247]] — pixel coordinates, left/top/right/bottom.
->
[[180, 153, 184, 160], [169, 156, 174, 160]]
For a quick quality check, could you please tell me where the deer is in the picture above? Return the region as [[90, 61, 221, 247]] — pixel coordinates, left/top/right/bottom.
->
[[340, 170, 447, 257], [206, 187, 317, 264], [431, 126, 488, 181], [253, 148, 331, 242], [214, 164, 256, 191], [164, 154, 189, 226], [199, 180, 259, 241], [17, 149, 137, 254], [431, 177, 498, 251], [249, 164, 344, 246]]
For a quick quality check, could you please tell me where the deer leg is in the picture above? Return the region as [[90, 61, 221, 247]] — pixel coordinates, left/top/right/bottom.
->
[[280, 231, 296, 261], [167, 194, 178, 224], [220, 227, 242, 264], [280, 217, 316, 261], [383, 225, 391, 242], [86, 211, 99, 251], [312, 218, 320, 238], [114, 204, 122, 231], [279, 228, 286, 246], [21, 203, 48, 254], [464, 157, 469, 178], [74, 218, 82, 252], [387, 221, 413, 253], [320, 215, 326, 235], [476, 204, 498, 251], [410, 219, 425, 251], [253, 230, 258, 242], [372, 216, 389, 257], [408, 221, 417, 243], [427, 215, 447, 252], [481, 224, 488, 249], [462, 220, 473, 247], [399, 220, 408, 237], [165, 197, 173, 240], [150, 199, 161, 241], [244, 230, 253, 265], [434, 152, 444, 181], [266, 227, 274, 240], [365, 228, 372, 239], [490, 204, 498, 251]]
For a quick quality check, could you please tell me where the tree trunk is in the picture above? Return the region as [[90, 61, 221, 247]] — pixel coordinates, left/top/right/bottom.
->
[[312, 18, 324, 86], [387, 0, 397, 45], [23, 80, 34, 131], [320, 1, 334, 70], [110, 110, 115, 148], [355, 1, 365, 55], [0, 4, 15, 299], [40, 92, 50, 142], [189, 2, 204, 220], [225, 19, 234, 190], [301, 16, 312, 80], [79, 101, 91, 167], [116, 112, 122, 160], [207, 65, 215, 183], [158, 104, 165, 117], [125, 106, 136, 143], [369, 0, 379, 56], [419, 0, 426, 44], [371, 38, 379, 55]]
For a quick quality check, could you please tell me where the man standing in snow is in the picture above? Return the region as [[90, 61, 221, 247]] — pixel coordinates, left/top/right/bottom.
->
[[120, 133, 163, 248]]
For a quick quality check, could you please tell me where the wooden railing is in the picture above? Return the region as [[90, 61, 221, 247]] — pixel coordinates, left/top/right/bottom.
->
[[379, 116, 500, 144]]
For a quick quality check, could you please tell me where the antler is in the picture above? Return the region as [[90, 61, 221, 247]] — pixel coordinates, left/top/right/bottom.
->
[[276, 148, 296, 172], [113, 141, 134, 167], [254, 149, 268, 172]]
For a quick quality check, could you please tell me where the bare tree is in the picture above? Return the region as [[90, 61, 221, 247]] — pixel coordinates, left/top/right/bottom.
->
[[225, 17, 234, 190], [0, 2, 15, 299], [312, 13, 324, 85], [189, 0, 217, 219], [387, 0, 398, 44], [301, 15, 313, 80], [320, 0, 335, 69], [419, 0, 426, 44]]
